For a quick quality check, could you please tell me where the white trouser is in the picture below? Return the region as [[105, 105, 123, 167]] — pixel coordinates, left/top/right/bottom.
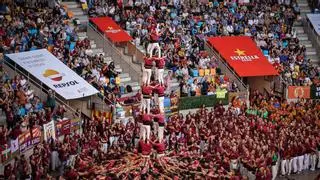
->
[[286, 158, 292, 175], [310, 153, 317, 171], [271, 164, 278, 180], [138, 122, 143, 137], [158, 126, 164, 142], [67, 155, 76, 168], [158, 96, 164, 113], [148, 42, 161, 58], [156, 68, 164, 85], [303, 154, 310, 170], [281, 159, 286, 175], [102, 143, 108, 153], [230, 159, 238, 170], [141, 98, 151, 114], [298, 155, 304, 172], [143, 68, 152, 85], [142, 124, 151, 141], [109, 136, 115, 146], [318, 151, 320, 168], [292, 156, 298, 173], [153, 121, 158, 135], [51, 151, 60, 171]]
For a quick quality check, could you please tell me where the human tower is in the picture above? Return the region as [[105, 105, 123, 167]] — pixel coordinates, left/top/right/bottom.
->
[[139, 27, 167, 158]]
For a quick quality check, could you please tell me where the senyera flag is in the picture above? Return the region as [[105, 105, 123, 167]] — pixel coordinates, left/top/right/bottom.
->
[[207, 36, 278, 77], [90, 17, 133, 43]]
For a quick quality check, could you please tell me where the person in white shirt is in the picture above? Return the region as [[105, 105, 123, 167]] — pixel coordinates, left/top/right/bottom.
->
[[20, 76, 27, 88], [25, 86, 34, 101], [181, 66, 189, 77], [226, 24, 234, 34], [91, 65, 100, 79]]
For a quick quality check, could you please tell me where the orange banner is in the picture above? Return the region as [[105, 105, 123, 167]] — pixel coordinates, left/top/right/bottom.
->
[[287, 86, 310, 99]]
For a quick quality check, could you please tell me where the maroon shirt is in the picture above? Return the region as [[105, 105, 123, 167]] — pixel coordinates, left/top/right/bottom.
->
[[155, 86, 165, 96], [142, 86, 153, 98], [154, 142, 166, 154], [144, 58, 153, 69], [156, 58, 165, 69], [142, 114, 151, 123], [140, 141, 152, 155]]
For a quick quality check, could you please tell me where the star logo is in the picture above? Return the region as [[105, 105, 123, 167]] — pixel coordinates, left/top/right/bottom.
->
[[107, 26, 113, 30], [234, 49, 246, 56]]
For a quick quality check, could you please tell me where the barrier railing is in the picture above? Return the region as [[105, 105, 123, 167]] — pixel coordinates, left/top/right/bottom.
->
[[126, 41, 145, 64], [204, 42, 249, 92], [87, 22, 142, 83], [3, 58, 79, 119], [273, 75, 288, 98], [303, 16, 320, 61]]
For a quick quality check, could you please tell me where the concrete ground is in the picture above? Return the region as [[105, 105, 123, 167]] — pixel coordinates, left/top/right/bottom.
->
[[276, 170, 320, 180]]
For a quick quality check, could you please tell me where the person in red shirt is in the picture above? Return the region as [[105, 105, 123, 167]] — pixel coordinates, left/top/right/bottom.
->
[[142, 113, 152, 141], [147, 27, 161, 58], [143, 57, 154, 85], [139, 139, 152, 158], [153, 113, 165, 141], [155, 57, 165, 85], [153, 139, 166, 158], [141, 85, 153, 114], [154, 85, 165, 113]]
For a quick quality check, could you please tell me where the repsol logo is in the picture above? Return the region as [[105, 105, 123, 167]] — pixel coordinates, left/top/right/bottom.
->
[[53, 80, 79, 88]]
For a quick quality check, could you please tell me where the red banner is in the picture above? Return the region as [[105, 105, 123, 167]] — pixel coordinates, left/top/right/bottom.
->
[[207, 36, 278, 77], [287, 86, 310, 99], [31, 127, 41, 145], [19, 131, 32, 152], [56, 119, 71, 137], [90, 17, 133, 43], [71, 118, 81, 132]]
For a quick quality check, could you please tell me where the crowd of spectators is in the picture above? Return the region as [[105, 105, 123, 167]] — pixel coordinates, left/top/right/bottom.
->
[[0, 0, 139, 107], [87, 0, 319, 89], [0, 61, 71, 179], [3, 88, 319, 179], [0, 0, 320, 179]]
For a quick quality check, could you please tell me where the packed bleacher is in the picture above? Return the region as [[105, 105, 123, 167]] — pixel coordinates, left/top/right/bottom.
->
[[0, 0, 320, 179], [0, 0, 140, 106], [87, 0, 319, 89]]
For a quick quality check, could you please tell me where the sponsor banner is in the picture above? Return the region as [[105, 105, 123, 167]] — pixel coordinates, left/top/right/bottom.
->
[[307, 14, 320, 36], [90, 17, 133, 42], [31, 127, 42, 145], [170, 94, 179, 115], [71, 118, 81, 132], [287, 86, 310, 99], [18, 131, 32, 152], [310, 84, 320, 99], [6, 49, 99, 99], [43, 121, 56, 142], [10, 138, 19, 153], [0, 145, 11, 164], [56, 119, 71, 137], [216, 89, 228, 99], [207, 36, 278, 77]]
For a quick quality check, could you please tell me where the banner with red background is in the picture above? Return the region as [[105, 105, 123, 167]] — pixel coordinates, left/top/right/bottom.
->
[[207, 36, 278, 77], [90, 17, 133, 43], [56, 119, 71, 137], [287, 86, 310, 99]]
